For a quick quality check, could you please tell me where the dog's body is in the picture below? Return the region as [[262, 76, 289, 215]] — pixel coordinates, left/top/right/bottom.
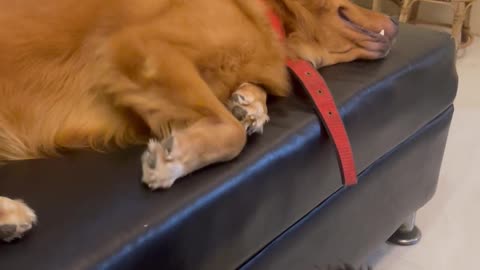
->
[[0, 0, 397, 242], [0, 0, 288, 160]]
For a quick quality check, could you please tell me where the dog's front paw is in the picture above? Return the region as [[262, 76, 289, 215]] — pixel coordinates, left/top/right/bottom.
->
[[229, 83, 269, 135], [141, 138, 185, 190], [0, 197, 37, 242]]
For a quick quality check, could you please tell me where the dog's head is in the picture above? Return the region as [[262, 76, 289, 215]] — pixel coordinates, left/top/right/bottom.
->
[[278, 0, 399, 67]]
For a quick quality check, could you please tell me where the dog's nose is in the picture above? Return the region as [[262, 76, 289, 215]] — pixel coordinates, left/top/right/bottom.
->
[[390, 16, 399, 26]]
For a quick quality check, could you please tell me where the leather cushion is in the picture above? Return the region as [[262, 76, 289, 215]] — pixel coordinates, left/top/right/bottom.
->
[[241, 107, 454, 269], [0, 24, 458, 270]]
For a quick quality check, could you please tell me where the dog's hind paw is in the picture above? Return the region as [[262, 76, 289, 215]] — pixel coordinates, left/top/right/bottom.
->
[[228, 83, 269, 135], [0, 197, 37, 242], [141, 138, 185, 190]]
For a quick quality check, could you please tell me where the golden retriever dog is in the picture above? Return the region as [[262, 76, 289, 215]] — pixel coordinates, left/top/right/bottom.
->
[[0, 0, 398, 242]]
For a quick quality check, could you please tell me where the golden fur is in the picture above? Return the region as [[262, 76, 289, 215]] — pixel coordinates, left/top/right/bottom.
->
[[0, 0, 398, 241]]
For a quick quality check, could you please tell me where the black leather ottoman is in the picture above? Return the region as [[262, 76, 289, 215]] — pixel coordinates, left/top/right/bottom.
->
[[0, 24, 457, 270]]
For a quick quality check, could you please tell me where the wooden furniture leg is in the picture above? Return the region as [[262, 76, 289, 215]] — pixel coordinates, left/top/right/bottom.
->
[[410, 1, 421, 22], [452, 2, 467, 48], [461, 4, 473, 47], [400, 0, 416, 23], [372, 0, 383, 11]]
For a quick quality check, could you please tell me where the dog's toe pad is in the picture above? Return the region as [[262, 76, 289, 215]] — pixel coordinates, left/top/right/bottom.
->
[[0, 225, 17, 240], [229, 87, 269, 135], [141, 139, 185, 190]]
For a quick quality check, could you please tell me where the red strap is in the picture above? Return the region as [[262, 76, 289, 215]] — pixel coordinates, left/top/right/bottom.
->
[[287, 60, 357, 186], [263, 4, 286, 42], [260, 0, 358, 186]]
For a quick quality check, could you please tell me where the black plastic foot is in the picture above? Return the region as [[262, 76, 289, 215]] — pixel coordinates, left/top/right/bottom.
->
[[388, 225, 422, 246]]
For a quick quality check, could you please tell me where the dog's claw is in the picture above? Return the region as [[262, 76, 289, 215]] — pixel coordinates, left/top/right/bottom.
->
[[247, 125, 255, 135], [229, 84, 269, 135], [0, 198, 37, 242], [147, 153, 157, 169], [232, 106, 247, 121], [231, 93, 246, 104], [0, 225, 17, 240], [141, 139, 184, 190], [19, 223, 31, 230], [161, 136, 174, 156], [144, 141, 158, 169]]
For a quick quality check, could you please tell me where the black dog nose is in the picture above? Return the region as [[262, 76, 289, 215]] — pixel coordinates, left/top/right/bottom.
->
[[390, 16, 399, 26]]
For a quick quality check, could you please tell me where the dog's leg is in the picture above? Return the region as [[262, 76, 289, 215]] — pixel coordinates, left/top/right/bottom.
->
[[138, 66, 247, 189], [0, 196, 37, 242], [139, 70, 247, 189], [142, 111, 246, 189], [228, 83, 269, 135], [105, 38, 248, 189]]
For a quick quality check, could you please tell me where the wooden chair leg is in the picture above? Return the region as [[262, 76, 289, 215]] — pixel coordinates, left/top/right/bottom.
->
[[372, 0, 382, 11], [461, 5, 473, 45], [400, 0, 415, 23], [463, 4, 472, 30], [409, 1, 421, 22], [452, 2, 467, 49]]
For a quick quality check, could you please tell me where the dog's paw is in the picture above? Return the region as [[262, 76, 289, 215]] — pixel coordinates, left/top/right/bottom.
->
[[0, 198, 37, 242], [229, 83, 269, 135], [141, 138, 185, 190]]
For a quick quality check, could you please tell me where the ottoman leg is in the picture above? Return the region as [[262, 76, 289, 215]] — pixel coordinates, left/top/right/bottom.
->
[[388, 213, 422, 246]]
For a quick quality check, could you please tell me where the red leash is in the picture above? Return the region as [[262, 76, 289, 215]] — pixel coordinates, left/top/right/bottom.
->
[[262, 1, 358, 186]]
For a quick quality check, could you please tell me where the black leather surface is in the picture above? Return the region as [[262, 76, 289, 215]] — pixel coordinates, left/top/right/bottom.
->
[[241, 107, 454, 269], [0, 25, 457, 270]]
